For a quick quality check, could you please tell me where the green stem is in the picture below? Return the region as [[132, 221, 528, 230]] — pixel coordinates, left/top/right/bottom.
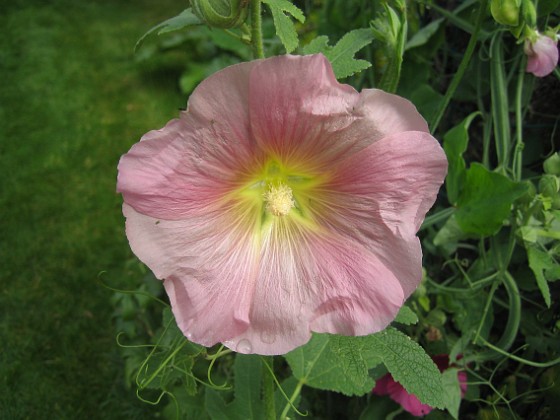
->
[[430, 0, 488, 134], [280, 379, 305, 419], [477, 338, 560, 367], [490, 32, 511, 172], [139, 341, 187, 389], [262, 357, 276, 420], [420, 207, 455, 230], [471, 271, 521, 362], [250, 0, 264, 58], [513, 55, 526, 181]]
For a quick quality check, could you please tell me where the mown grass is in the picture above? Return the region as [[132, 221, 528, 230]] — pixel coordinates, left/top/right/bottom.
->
[[0, 0, 188, 417]]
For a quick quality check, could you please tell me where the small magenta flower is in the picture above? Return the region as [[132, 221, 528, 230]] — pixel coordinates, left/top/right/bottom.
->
[[117, 54, 447, 355], [524, 32, 559, 77], [373, 355, 467, 416]]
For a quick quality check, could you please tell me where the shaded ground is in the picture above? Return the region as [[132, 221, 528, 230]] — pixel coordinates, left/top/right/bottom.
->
[[0, 0, 187, 417]]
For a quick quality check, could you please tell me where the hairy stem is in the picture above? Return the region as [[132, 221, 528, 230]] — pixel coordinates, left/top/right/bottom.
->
[[250, 0, 264, 58]]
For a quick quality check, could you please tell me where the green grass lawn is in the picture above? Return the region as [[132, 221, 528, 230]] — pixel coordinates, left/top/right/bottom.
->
[[0, 1, 188, 417]]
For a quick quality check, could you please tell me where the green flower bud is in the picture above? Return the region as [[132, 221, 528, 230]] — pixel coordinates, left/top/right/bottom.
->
[[539, 175, 560, 198], [543, 152, 560, 175], [516, 180, 536, 205], [521, 0, 536, 28], [490, 0, 521, 26], [190, 0, 248, 29]]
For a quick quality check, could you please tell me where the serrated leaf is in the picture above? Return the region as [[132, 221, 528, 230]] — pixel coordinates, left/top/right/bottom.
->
[[303, 28, 375, 79], [263, 0, 305, 53], [206, 355, 264, 420], [263, 0, 304, 22], [285, 334, 382, 396], [135, 8, 202, 51], [455, 163, 527, 236], [526, 246, 552, 307], [371, 328, 445, 408], [393, 305, 419, 325]]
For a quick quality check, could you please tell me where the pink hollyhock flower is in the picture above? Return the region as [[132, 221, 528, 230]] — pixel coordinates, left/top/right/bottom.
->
[[117, 54, 447, 355], [524, 33, 559, 77], [372, 355, 467, 417]]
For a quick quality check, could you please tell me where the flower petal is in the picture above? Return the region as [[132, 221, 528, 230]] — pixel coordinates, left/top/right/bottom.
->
[[117, 62, 264, 220], [248, 54, 361, 165], [526, 35, 559, 77], [223, 224, 405, 355], [315, 131, 447, 296], [122, 203, 259, 346]]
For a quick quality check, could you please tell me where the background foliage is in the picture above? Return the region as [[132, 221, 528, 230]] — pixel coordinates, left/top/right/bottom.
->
[[1, 0, 559, 419]]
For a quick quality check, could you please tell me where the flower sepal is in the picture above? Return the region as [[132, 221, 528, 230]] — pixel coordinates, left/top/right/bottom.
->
[[190, 0, 249, 29]]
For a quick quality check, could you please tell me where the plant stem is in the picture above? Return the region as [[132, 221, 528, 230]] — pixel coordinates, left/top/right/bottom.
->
[[513, 55, 526, 181], [262, 357, 276, 420], [490, 32, 511, 172], [420, 207, 455, 231], [250, 0, 264, 58], [280, 379, 305, 419], [430, 0, 488, 134]]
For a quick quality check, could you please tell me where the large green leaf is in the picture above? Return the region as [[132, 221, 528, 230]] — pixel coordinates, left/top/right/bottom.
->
[[286, 328, 444, 408], [303, 28, 375, 79], [285, 333, 382, 396], [370, 328, 445, 409], [205, 354, 265, 420], [455, 163, 527, 236]]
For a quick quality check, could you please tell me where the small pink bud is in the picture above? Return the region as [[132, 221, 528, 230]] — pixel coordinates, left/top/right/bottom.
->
[[524, 33, 559, 77]]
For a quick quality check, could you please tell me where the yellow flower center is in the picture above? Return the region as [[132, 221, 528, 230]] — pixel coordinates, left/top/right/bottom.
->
[[263, 183, 295, 216]]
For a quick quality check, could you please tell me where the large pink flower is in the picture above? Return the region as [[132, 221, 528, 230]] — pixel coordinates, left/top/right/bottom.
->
[[117, 54, 447, 355], [524, 33, 559, 77], [372, 354, 468, 417]]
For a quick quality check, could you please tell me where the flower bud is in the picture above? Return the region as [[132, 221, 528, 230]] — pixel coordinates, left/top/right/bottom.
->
[[190, 0, 248, 29], [524, 31, 559, 77], [490, 0, 521, 26], [521, 0, 536, 28], [539, 175, 560, 198]]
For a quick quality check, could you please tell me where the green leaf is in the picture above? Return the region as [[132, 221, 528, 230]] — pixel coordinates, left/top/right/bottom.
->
[[262, 0, 305, 53], [286, 328, 444, 408], [371, 328, 445, 409], [303, 28, 375, 79], [442, 368, 462, 419], [455, 163, 527, 236], [285, 333, 382, 396], [205, 354, 265, 420], [409, 83, 444, 124], [405, 18, 444, 50], [443, 112, 481, 205], [526, 246, 553, 307], [135, 8, 202, 51], [433, 215, 470, 255], [393, 305, 419, 325]]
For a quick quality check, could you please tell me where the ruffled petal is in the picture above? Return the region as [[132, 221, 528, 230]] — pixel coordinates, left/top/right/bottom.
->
[[248, 54, 361, 166], [118, 61, 264, 220], [314, 131, 447, 296], [123, 203, 259, 346], [223, 224, 405, 355]]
